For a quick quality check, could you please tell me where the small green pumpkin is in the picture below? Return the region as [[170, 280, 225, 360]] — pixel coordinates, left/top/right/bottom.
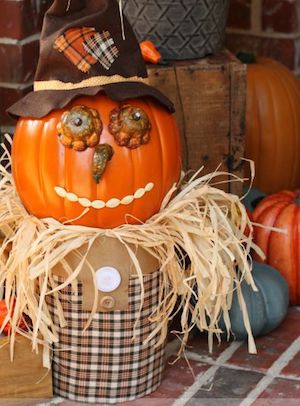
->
[[220, 261, 289, 340]]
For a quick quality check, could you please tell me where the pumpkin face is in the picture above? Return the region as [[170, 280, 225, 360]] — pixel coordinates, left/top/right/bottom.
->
[[219, 262, 289, 340], [245, 57, 300, 194], [12, 94, 181, 229], [252, 190, 300, 304]]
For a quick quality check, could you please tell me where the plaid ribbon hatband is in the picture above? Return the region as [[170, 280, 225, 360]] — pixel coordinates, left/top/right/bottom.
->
[[47, 271, 165, 404]]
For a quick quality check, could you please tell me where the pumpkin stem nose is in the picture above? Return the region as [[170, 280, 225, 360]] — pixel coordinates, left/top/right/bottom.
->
[[93, 144, 114, 184]]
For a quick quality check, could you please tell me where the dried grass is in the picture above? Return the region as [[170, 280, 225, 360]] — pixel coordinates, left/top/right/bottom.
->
[[0, 135, 262, 367]]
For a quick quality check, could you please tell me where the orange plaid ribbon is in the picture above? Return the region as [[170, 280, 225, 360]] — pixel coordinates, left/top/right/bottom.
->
[[54, 27, 98, 73]]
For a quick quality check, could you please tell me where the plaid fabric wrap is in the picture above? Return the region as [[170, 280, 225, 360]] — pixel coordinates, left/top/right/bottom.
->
[[47, 271, 165, 404], [83, 31, 119, 70], [53, 27, 98, 73]]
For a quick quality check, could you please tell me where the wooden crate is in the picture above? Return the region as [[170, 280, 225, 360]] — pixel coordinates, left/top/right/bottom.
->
[[0, 335, 52, 400], [147, 49, 246, 195]]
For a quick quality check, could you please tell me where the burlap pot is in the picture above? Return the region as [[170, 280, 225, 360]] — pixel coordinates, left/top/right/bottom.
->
[[47, 237, 165, 404], [123, 0, 230, 60]]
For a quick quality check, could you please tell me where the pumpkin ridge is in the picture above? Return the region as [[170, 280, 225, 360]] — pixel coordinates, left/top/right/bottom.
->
[[271, 65, 299, 187], [253, 190, 300, 304], [253, 71, 263, 187], [124, 147, 135, 225], [39, 121, 50, 214], [256, 64, 280, 189], [253, 201, 290, 263], [253, 197, 289, 222], [147, 99, 165, 203], [245, 58, 300, 193], [295, 206, 300, 303], [262, 70, 284, 187], [272, 204, 296, 302]]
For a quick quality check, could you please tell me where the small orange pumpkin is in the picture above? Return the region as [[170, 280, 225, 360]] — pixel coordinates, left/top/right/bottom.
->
[[243, 55, 300, 194], [12, 95, 181, 229], [252, 190, 300, 304]]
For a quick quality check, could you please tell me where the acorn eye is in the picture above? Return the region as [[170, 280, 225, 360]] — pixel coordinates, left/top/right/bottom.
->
[[132, 111, 142, 121], [57, 105, 103, 152], [73, 117, 83, 127], [108, 105, 151, 149]]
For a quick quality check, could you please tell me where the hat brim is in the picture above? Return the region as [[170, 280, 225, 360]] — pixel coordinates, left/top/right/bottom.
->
[[7, 82, 175, 119]]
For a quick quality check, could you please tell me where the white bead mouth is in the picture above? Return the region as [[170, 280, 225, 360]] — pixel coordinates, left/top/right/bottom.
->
[[54, 182, 154, 210]]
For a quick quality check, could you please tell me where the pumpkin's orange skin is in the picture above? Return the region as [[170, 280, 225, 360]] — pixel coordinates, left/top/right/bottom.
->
[[12, 95, 181, 229], [252, 190, 300, 304], [245, 58, 300, 194]]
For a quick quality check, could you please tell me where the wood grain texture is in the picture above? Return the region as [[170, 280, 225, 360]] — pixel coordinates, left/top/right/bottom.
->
[[0, 335, 52, 399], [147, 49, 247, 195]]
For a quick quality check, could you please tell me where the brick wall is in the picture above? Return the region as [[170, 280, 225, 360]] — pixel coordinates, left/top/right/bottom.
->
[[226, 0, 300, 74], [0, 0, 52, 133]]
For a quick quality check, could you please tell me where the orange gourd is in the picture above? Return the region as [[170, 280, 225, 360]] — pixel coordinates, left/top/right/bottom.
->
[[252, 190, 300, 304], [12, 95, 181, 229], [244, 56, 300, 194]]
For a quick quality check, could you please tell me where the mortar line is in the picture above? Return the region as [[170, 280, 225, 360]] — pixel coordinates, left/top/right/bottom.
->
[[239, 336, 300, 406], [185, 350, 300, 382], [0, 33, 40, 45], [251, 0, 262, 33], [0, 81, 32, 90], [172, 341, 243, 406], [226, 28, 300, 40]]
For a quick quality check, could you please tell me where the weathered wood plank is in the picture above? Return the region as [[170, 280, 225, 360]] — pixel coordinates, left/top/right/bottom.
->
[[229, 56, 247, 196], [147, 49, 247, 195], [0, 335, 52, 399]]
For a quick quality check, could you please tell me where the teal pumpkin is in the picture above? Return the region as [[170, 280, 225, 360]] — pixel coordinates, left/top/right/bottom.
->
[[220, 262, 289, 340], [242, 187, 266, 212]]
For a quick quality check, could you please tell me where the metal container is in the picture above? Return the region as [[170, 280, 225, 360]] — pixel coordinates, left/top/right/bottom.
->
[[123, 0, 230, 60]]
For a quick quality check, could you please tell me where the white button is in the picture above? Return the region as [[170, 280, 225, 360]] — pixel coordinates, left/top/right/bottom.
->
[[95, 267, 121, 292]]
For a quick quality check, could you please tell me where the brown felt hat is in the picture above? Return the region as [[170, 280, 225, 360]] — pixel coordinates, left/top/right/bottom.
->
[[7, 0, 174, 119]]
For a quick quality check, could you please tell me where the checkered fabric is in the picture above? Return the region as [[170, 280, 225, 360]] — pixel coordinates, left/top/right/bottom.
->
[[53, 27, 98, 73], [47, 271, 165, 404], [83, 31, 119, 70]]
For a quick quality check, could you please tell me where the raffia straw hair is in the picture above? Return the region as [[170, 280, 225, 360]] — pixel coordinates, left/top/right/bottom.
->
[[0, 135, 262, 367]]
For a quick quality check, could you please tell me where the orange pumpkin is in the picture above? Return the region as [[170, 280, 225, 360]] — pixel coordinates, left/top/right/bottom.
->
[[0, 300, 27, 335], [244, 56, 300, 194], [12, 95, 181, 229], [252, 190, 300, 304]]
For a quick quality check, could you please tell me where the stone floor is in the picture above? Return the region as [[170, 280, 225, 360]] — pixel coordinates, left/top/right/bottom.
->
[[3, 307, 300, 406]]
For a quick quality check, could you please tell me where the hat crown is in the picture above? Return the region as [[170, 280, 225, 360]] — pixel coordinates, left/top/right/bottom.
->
[[35, 0, 147, 83], [47, 0, 86, 16], [7, 0, 174, 118]]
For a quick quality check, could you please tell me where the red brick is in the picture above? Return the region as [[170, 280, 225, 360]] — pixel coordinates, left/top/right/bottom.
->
[[187, 332, 233, 361], [188, 367, 264, 402], [254, 377, 300, 403], [281, 351, 300, 379], [0, 85, 32, 126], [225, 33, 295, 69], [227, 308, 300, 373], [0, 0, 52, 40], [227, 0, 252, 30], [262, 0, 298, 34], [0, 41, 39, 83], [120, 357, 211, 406]]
